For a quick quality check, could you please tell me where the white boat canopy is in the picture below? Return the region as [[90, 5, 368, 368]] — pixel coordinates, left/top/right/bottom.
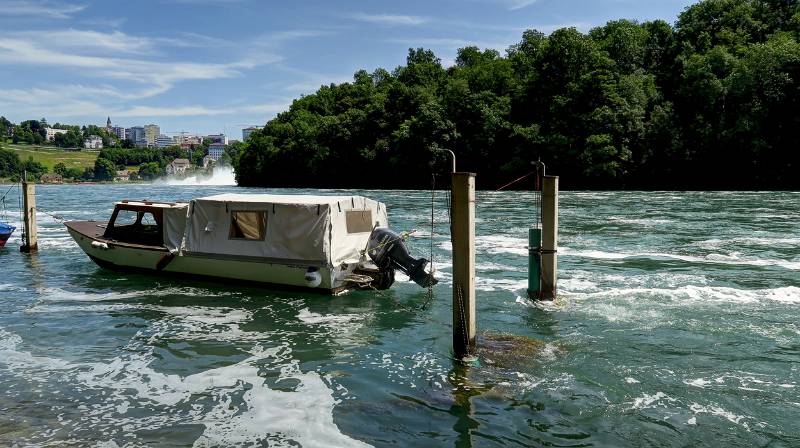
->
[[181, 193, 388, 266]]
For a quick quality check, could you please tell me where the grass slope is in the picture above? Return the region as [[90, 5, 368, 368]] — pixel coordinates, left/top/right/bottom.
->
[[5, 143, 98, 171]]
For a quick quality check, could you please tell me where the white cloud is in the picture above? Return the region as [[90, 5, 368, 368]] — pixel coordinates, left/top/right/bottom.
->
[[0, 37, 279, 98], [1, 0, 86, 19], [385, 37, 511, 52], [14, 29, 153, 54], [0, 85, 291, 121], [113, 102, 290, 117], [348, 13, 429, 26], [493, 0, 539, 11]]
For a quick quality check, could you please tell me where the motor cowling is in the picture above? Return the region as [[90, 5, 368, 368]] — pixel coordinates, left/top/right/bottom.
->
[[367, 228, 438, 288]]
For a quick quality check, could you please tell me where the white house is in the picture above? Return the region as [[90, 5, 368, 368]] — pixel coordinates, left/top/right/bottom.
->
[[84, 135, 103, 149], [166, 158, 191, 175], [202, 154, 215, 168], [45, 128, 68, 142]]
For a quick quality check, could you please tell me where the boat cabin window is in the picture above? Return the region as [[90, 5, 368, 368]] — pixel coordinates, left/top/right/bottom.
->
[[105, 208, 163, 246], [229, 211, 266, 241], [346, 210, 374, 234]]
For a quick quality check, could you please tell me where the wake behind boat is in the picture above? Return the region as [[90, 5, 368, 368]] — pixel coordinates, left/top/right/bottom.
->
[[65, 193, 436, 294]]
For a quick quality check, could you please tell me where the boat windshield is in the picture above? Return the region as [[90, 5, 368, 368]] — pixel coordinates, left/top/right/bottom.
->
[[104, 206, 163, 246]]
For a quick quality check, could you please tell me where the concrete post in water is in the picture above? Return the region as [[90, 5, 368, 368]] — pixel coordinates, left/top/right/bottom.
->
[[540, 175, 558, 300], [451, 172, 476, 359], [20, 178, 38, 253]]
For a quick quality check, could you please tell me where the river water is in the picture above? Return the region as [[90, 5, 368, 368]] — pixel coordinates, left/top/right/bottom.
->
[[0, 186, 798, 447]]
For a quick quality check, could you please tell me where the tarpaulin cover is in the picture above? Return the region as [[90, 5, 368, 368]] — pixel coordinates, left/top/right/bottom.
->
[[162, 205, 189, 253], [183, 193, 388, 266]]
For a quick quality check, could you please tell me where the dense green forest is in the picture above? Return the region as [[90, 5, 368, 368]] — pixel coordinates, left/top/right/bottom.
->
[[234, 0, 800, 190]]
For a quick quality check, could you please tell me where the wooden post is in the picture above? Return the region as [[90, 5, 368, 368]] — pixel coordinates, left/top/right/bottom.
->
[[451, 172, 476, 359], [540, 175, 558, 300], [20, 179, 38, 253]]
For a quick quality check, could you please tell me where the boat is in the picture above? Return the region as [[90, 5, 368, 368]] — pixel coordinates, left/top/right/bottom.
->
[[65, 193, 437, 294], [0, 222, 14, 248]]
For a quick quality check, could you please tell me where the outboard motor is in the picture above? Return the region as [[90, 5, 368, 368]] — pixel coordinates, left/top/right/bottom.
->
[[367, 228, 438, 288]]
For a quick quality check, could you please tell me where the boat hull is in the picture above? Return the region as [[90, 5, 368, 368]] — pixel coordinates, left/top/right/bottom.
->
[[66, 222, 358, 294], [0, 232, 11, 248], [0, 223, 14, 249]]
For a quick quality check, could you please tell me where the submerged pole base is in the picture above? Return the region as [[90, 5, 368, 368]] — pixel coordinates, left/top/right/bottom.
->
[[458, 355, 480, 367], [20, 244, 38, 254]]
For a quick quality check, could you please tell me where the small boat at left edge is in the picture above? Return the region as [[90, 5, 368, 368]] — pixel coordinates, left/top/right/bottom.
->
[[0, 222, 15, 248]]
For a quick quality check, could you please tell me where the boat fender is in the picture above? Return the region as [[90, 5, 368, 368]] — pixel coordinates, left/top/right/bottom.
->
[[304, 267, 322, 288], [91, 241, 109, 250]]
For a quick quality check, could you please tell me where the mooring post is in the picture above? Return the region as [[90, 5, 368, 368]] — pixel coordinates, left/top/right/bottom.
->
[[540, 175, 558, 300], [452, 172, 476, 359], [20, 178, 38, 253]]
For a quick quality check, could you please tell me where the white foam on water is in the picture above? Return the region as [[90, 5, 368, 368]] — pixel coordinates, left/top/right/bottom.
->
[[694, 236, 800, 250], [684, 378, 711, 388], [476, 261, 521, 272], [562, 247, 800, 271], [607, 217, 672, 226], [0, 322, 369, 447], [475, 277, 528, 292], [37, 286, 238, 303], [475, 235, 528, 256], [571, 285, 800, 310], [625, 377, 640, 384], [627, 391, 676, 410], [689, 403, 749, 429], [297, 308, 364, 326]]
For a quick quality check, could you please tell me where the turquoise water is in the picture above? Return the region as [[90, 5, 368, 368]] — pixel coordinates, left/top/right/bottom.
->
[[1, 185, 799, 447]]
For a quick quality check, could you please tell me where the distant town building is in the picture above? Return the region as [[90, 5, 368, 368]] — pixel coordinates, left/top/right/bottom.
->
[[207, 142, 225, 161], [155, 134, 175, 148], [166, 158, 191, 175], [242, 127, 258, 141], [114, 170, 132, 182], [105, 117, 113, 134], [111, 126, 126, 140], [45, 127, 68, 142], [144, 124, 160, 146], [202, 154, 215, 168], [206, 134, 228, 145], [40, 173, 63, 184], [175, 134, 202, 149], [127, 126, 145, 146], [84, 135, 103, 149]]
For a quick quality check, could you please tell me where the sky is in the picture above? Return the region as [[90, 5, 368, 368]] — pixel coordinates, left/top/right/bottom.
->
[[0, 0, 696, 138]]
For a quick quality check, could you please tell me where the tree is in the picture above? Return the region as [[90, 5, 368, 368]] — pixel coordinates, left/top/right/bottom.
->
[[93, 158, 116, 181], [231, 0, 800, 190], [137, 162, 163, 180], [53, 162, 68, 177]]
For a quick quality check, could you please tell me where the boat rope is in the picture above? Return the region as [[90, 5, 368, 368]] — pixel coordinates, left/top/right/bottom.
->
[[0, 184, 15, 202], [421, 171, 437, 310], [455, 282, 473, 355], [496, 171, 536, 191], [35, 205, 66, 223]]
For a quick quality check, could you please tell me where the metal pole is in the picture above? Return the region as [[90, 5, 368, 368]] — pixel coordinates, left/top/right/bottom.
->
[[20, 177, 38, 253], [451, 172, 476, 359], [540, 176, 558, 300]]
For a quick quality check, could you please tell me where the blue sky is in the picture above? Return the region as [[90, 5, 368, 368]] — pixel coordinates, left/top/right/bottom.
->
[[0, 0, 695, 138]]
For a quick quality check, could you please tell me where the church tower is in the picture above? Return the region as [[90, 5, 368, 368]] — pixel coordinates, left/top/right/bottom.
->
[[106, 116, 112, 133]]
